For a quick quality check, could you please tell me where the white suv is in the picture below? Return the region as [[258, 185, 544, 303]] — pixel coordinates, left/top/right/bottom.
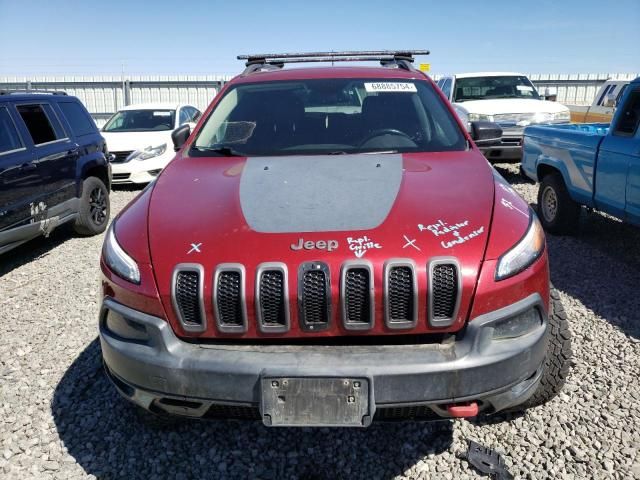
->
[[102, 103, 201, 184], [437, 72, 570, 161]]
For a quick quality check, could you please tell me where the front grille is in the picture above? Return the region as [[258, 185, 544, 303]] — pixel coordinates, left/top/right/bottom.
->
[[215, 269, 245, 331], [343, 265, 373, 329], [257, 265, 288, 331], [298, 263, 331, 330], [173, 268, 204, 330], [386, 264, 416, 328], [110, 150, 133, 163], [501, 137, 523, 146], [112, 173, 130, 181], [430, 262, 459, 327]]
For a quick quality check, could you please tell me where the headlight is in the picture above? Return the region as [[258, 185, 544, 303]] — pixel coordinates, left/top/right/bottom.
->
[[129, 143, 167, 161], [468, 113, 494, 122], [552, 110, 571, 122], [495, 212, 545, 280], [103, 222, 140, 284]]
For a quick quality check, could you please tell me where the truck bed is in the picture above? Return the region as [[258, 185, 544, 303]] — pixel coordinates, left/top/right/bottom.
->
[[522, 123, 610, 205]]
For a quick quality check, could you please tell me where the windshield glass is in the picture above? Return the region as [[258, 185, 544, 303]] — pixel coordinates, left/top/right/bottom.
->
[[193, 78, 466, 156], [103, 109, 175, 132], [453, 76, 540, 102]]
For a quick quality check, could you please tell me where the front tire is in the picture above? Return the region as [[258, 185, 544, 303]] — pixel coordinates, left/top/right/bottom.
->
[[523, 287, 572, 408], [537, 172, 580, 235], [73, 177, 110, 236]]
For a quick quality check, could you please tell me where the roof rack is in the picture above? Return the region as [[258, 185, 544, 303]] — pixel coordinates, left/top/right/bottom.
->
[[237, 50, 430, 75], [0, 90, 68, 96]]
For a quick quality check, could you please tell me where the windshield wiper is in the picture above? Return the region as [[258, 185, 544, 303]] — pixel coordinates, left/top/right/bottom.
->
[[192, 145, 245, 157]]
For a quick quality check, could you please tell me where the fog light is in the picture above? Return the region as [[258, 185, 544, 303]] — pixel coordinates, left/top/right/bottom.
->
[[105, 310, 149, 341], [492, 308, 542, 340]]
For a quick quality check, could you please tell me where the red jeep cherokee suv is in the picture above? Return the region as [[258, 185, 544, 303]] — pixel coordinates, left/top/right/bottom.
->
[[99, 51, 571, 427]]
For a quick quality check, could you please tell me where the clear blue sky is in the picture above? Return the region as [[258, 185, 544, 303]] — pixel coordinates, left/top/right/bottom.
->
[[0, 0, 638, 77]]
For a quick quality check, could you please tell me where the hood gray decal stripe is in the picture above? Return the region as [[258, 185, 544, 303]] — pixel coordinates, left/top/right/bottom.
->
[[240, 154, 403, 233]]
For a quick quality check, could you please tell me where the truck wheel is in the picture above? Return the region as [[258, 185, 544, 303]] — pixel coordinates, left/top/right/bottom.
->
[[537, 172, 580, 234], [523, 287, 572, 409], [73, 176, 110, 236]]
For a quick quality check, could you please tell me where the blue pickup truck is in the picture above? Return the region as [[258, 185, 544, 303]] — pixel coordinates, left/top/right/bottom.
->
[[522, 77, 640, 234]]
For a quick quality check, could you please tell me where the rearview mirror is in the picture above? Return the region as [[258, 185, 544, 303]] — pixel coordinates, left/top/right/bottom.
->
[[171, 124, 191, 152], [470, 121, 502, 146], [603, 93, 617, 108]]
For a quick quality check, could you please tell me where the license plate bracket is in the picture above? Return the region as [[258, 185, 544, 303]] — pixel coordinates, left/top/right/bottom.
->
[[261, 377, 370, 427]]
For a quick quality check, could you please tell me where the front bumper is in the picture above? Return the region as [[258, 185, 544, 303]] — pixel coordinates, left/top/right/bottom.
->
[[110, 153, 172, 184], [100, 294, 549, 425], [479, 127, 524, 161]]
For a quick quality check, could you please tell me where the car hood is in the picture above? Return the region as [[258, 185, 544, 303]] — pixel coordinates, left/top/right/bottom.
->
[[454, 98, 569, 115], [102, 130, 172, 152], [147, 151, 496, 333]]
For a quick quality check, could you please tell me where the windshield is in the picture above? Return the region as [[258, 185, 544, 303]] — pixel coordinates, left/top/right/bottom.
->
[[192, 78, 466, 156], [453, 76, 540, 102], [103, 109, 176, 132]]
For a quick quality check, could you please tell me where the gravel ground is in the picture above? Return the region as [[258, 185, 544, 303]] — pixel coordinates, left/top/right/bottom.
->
[[1, 165, 639, 480]]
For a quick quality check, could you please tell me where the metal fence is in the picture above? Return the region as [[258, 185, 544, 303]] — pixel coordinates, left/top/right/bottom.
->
[[1, 72, 638, 126], [0, 75, 230, 127]]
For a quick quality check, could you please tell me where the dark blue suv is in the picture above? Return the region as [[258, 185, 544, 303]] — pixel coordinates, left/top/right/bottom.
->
[[0, 91, 111, 254]]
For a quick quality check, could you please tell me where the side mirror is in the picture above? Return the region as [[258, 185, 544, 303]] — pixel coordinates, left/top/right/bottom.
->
[[171, 124, 191, 152], [470, 121, 502, 146], [603, 93, 617, 108], [543, 87, 558, 101]]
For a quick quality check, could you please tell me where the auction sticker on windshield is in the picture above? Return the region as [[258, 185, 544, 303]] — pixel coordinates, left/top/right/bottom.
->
[[365, 82, 417, 93]]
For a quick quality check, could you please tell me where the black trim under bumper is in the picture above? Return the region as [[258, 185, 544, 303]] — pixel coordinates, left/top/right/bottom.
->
[[99, 294, 549, 425]]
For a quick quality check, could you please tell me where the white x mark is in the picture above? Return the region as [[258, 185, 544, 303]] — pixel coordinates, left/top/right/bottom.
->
[[188, 243, 202, 254], [402, 235, 421, 251]]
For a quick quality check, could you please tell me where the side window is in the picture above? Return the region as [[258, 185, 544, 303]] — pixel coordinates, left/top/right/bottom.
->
[[188, 107, 202, 122], [613, 89, 640, 137], [0, 107, 24, 154], [58, 101, 96, 136], [616, 84, 628, 104], [597, 85, 613, 106], [179, 108, 191, 126], [17, 104, 65, 145], [441, 79, 452, 100]]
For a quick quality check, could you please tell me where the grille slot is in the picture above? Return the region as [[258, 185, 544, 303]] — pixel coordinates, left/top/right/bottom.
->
[[375, 405, 441, 421], [342, 263, 374, 329], [172, 265, 205, 332], [204, 404, 261, 420], [298, 263, 331, 331], [213, 265, 247, 333], [256, 264, 289, 332], [385, 261, 417, 329], [110, 150, 133, 163], [429, 261, 460, 327]]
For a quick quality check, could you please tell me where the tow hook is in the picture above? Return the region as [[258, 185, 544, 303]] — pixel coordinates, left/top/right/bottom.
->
[[446, 402, 479, 418]]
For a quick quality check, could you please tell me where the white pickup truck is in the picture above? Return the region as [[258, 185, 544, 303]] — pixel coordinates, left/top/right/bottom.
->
[[568, 79, 630, 124], [437, 72, 570, 161]]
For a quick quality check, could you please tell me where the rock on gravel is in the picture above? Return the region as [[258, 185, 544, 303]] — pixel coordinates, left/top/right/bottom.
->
[[1, 168, 639, 480]]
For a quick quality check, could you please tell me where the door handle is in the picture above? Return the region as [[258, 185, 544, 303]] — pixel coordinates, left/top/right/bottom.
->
[[20, 163, 37, 171]]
